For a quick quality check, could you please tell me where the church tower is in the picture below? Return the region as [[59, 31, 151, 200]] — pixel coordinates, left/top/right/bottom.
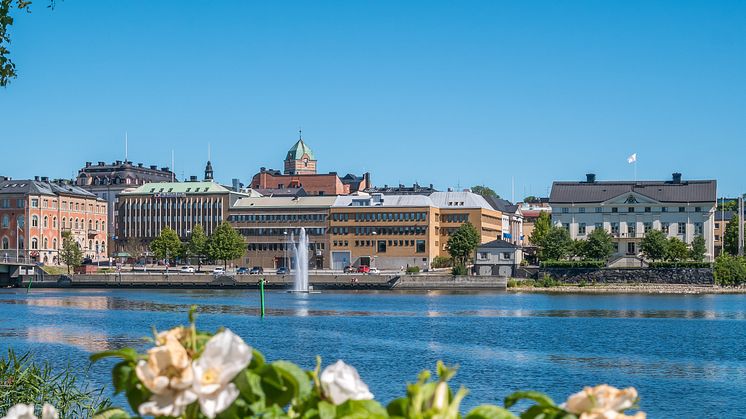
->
[[284, 131, 317, 175], [204, 160, 214, 181]]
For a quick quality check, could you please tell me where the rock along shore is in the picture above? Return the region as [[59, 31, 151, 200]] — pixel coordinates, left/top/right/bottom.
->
[[508, 284, 746, 295]]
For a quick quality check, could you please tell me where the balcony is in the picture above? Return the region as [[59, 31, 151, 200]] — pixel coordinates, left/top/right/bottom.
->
[[88, 229, 98, 237]]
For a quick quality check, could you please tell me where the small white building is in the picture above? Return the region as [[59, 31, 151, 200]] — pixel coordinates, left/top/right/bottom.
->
[[550, 173, 717, 261], [473, 239, 522, 277]]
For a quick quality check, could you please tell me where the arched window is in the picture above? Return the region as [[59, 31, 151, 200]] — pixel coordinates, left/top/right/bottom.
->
[[95, 220, 100, 230], [17, 216, 23, 228], [1, 215, 8, 228], [31, 237, 38, 250], [43, 216, 48, 228], [31, 215, 39, 227], [100, 242, 105, 253], [52, 238, 57, 249], [89, 220, 93, 230], [75, 218, 79, 229], [88, 240, 92, 250], [43, 237, 48, 249], [18, 236, 24, 249], [1, 236, 8, 249], [53, 217, 57, 228]]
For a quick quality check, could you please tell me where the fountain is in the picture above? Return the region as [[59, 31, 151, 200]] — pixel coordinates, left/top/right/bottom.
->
[[288, 227, 319, 293]]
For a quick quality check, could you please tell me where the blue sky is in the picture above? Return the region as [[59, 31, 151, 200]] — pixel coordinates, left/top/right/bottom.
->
[[2, 1, 745, 199]]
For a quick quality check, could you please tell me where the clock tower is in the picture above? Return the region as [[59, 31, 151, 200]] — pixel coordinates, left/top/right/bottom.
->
[[284, 131, 317, 175]]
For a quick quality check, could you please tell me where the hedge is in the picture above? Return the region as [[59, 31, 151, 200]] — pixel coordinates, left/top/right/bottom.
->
[[540, 260, 606, 268], [648, 261, 712, 269]]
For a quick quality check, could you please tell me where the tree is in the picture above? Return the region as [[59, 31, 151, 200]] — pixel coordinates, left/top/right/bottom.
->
[[719, 200, 738, 212], [665, 237, 689, 262], [121, 237, 144, 260], [471, 185, 499, 199], [640, 230, 667, 262], [59, 231, 82, 274], [207, 222, 246, 269], [184, 224, 208, 271], [529, 212, 551, 247], [1, 0, 36, 87], [150, 227, 183, 263], [582, 228, 615, 260], [540, 226, 572, 261], [724, 215, 744, 256], [523, 196, 539, 203], [446, 222, 480, 272], [714, 254, 746, 286], [690, 235, 706, 262]]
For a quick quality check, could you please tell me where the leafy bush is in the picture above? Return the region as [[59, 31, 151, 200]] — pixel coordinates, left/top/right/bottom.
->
[[0, 351, 110, 418], [540, 260, 606, 268], [405, 266, 420, 274], [451, 265, 468, 276], [87, 308, 646, 419], [714, 254, 746, 286], [431, 256, 453, 269], [537, 274, 562, 288], [507, 279, 519, 288], [648, 261, 712, 269]]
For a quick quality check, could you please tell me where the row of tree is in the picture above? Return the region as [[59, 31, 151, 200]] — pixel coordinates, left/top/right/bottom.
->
[[149, 222, 245, 269], [529, 212, 707, 262]]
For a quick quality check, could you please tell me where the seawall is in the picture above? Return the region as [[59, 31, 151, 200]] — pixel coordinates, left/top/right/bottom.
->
[[539, 267, 714, 285]]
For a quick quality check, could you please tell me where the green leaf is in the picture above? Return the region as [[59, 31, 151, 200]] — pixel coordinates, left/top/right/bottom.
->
[[318, 401, 337, 419], [92, 408, 132, 419], [465, 405, 519, 419], [236, 370, 266, 404], [504, 391, 556, 409], [273, 360, 312, 398], [386, 398, 409, 418], [125, 382, 152, 414], [90, 348, 139, 363], [250, 348, 266, 369], [337, 399, 389, 419], [259, 364, 294, 407], [112, 361, 133, 395]]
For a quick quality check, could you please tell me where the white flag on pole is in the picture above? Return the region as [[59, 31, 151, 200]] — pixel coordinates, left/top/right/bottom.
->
[[627, 153, 637, 164]]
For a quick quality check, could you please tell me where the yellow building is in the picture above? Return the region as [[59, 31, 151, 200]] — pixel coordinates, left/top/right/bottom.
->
[[329, 192, 503, 270]]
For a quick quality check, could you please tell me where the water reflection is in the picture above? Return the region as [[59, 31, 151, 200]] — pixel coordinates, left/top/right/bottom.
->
[[0, 327, 144, 353]]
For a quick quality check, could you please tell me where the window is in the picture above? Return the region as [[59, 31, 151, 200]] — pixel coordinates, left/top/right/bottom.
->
[[0, 199, 8, 208], [43, 216, 48, 228], [1, 236, 8, 249], [31, 237, 38, 250], [502, 252, 512, 260], [695, 223, 703, 236], [595, 207, 602, 213], [53, 217, 57, 228], [715, 223, 720, 229], [578, 223, 586, 235], [628, 223, 636, 237], [416, 240, 426, 253], [645, 207, 651, 213], [579, 208, 585, 213], [644, 222, 653, 233], [612, 207, 618, 213], [562, 223, 570, 232], [678, 222, 687, 235], [16, 199, 24, 208], [53, 238, 57, 249], [561, 208, 569, 214], [17, 216, 23, 228], [43, 237, 48, 249], [31, 215, 39, 227], [679, 207, 685, 213], [662, 207, 668, 213], [478, 252, 489, 260], [611, 223, 620, 235], [1, 215, 8, 228], [662, 222, 670, 234], [628, 207, 635, 213], [377, 240, 387, 253], [31, 199, 39, 208], [594, 222, 603, 231]]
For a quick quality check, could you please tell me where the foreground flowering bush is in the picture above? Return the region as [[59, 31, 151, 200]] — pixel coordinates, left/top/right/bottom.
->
[[73, 307, 645, 419]]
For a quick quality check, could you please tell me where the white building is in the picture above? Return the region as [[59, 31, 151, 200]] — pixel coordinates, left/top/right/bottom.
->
[[550, 173, 717, 261]]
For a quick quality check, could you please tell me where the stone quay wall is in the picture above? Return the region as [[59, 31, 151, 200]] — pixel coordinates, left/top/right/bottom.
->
[[539, 268, 714, 285]]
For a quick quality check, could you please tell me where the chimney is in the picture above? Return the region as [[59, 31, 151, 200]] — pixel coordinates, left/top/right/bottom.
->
[[150, 165, 158, 170], [161, 167, 169, 172], [41, 176, 49, 182], [98, 161, 105, 166], [672, 173, 682, 184], [190, 175, 198, 182], [115, 160, 122, 165], [85, 162, 92, 167], [585, 173, 596, 183], [138, 163, 143, 168], [34, 176, 40, 181]]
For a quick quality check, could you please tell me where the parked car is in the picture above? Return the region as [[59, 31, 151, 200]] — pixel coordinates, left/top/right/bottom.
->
[[179, 266, 195, 273], [236, 267, 249, 275], [212, 267, 226, 276], [276, 266, 289, 275], [368, 267, 380, 274], [249, 266, 264, 275], [82, 257, 93, 265], [343, 265, 355, 273], [356, 265, 370, 274]]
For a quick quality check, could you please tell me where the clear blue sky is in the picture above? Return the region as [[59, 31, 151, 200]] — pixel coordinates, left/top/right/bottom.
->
[[2, 1, 745, 199]]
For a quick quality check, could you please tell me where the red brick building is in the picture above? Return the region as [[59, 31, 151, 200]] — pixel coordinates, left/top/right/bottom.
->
[[0, 177, 108, 264], [251, 138, 371, 196]]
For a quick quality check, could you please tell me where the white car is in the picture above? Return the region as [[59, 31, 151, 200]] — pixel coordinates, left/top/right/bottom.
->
[[369, 267, 380, 274], [212, 267, 226, 275], [179, 266, 195, 273]]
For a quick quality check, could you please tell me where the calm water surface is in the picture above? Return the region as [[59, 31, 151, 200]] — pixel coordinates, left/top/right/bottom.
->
[[1, 289, 744, 418]]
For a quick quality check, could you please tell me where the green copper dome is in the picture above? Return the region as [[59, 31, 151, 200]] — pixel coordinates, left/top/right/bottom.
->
[[286, 139, 315, 161]]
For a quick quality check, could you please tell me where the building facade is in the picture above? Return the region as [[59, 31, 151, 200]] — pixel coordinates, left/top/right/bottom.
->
[[550, 173, 717, 261], [228, 196, 336, 269], [76, 160, 175, 248], [0, 177, 108, 264], [473, 239, 523, 277], [714, 210, 735, 256]]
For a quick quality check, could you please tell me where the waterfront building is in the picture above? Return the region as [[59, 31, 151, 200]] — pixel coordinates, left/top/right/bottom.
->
[[473, 239, 522, 277], [714, 210, 735, 256], [117, 164, 254, 246], [228, 196, 336, 269], [76, 160, 175, 249], [550, 173, 717, 261], [0, 176, 107, 264], [250, 137, 371, 196], [328, 191, 502, 270], [484, 196, 524, 246]]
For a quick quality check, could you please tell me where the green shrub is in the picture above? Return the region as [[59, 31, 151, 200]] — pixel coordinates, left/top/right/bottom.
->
[[714, 254, 746, 286], [431, 256, 453, 269], [578, 279, 588, 287], [540, 260, 605, 268], [537, 274, 562, 287], [648, 261, 712, 269], [451, 265, 468, 276], [0, 351, 110, 418], [507, 279, 518, 288], [405, 266, 421, 274]]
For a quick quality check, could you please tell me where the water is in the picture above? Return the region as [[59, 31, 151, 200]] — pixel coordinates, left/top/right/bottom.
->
[[1, 289, 745, 418], [292, 227, 309, 291]]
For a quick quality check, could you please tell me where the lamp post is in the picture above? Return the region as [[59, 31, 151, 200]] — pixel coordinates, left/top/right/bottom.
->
[[283, 230, 288, 270]]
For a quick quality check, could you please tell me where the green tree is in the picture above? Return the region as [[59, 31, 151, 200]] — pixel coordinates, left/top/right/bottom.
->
[[641, 229, 667, 261], [529, 211, 551, 247], [446, 222, 480, 272], [184, 224, 208, 272], [582, 228, 616, 261], [59, 231, 82, 274], [523, 196, 539, 203], [724, 215, 744, 256], [150, 227, 183, 263], [714, 254, 746, 286], [539, 226, 572, 261], [207, 222, 246, 269], [470, 185, 499, 199], [1, 0, 35, 87], [719, 200, 738, 211], [690, 235, 707, 262], [665, 237, 689, 262]]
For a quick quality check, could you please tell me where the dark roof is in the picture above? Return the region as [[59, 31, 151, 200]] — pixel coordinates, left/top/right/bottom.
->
[[478, 239, 519, 249], [365, 183, 438, 196], [550, 179, 717, 204], [0, 179, 96, 198], [254, 187, 307, 198], [716, 211, 736, 222], [484, 196, 519, 214]]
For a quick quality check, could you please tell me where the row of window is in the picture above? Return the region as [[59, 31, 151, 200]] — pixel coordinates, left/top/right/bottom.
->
[[127, 216, 222, 222], [0, 236, 105, 252], [247, 242, 325, 252], [560, 206, 704, 214], [570, 222, 704, 236], [1, 214, 105, 232], [125, 201, 222, 210], [331, 226, 427, 236], [238, 228, 326, 237], [229, 214, 327, 223], [347, 239, 427, 253], [0, 199, 25, 209], [331, 212, 428, 222], [1, 198, 104, 213], [440, 214, 470, 223]]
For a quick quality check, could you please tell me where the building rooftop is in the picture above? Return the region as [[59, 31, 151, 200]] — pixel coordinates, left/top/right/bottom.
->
[[484, 196, 520, 214], [286, 139, 315, 161], [716, 210, 736, 222], [365, 183, 437, 195], [0, 178, 97, 198], [478, 239, 519, 249], [233, 196, 338, 209], [550, 174, 717, 204], [429, 191, 495, 210], [121, 181, 236, 195]]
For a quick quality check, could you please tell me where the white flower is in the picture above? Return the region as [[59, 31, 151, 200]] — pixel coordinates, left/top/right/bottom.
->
[[1, 403, 57, 419], [320, 360, 374, 405], [192, 329, 253, 418], [138, 390, 198, 418], [563, 385, 645, 419]]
